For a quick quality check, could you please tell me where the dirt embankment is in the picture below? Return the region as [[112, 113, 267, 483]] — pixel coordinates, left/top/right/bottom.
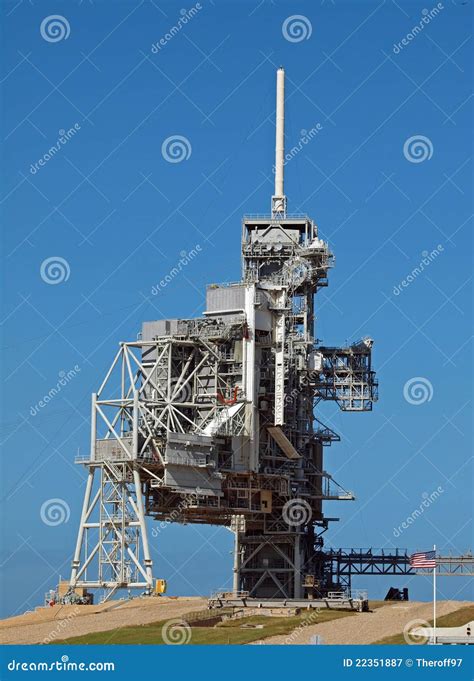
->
[[0, 597, 207, 645], [2, 598, 472, 645], [252, 601, 472, 645]]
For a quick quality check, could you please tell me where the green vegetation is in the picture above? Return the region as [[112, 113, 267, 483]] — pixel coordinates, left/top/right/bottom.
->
[[374, 605, 474, 645], [54, 608, 356, 645]]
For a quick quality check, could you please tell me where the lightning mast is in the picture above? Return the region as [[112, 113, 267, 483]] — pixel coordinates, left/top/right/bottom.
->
[[272, 67, 287, 218]]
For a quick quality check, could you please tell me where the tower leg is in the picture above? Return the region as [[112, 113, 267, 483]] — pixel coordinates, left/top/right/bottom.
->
[[233, 530, 241, 595], [294, 533, 302, 598], [69, 462, 154, 602], [70, 469, 95, 588], [239, 533, 301, 599], [132, 469, 153, 588]]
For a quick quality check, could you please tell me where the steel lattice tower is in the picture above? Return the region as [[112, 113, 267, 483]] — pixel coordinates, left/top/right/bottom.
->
[[69, 68, 378, 602]]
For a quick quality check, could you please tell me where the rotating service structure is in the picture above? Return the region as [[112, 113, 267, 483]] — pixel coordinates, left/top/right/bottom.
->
[[69, 68, 378, 602]]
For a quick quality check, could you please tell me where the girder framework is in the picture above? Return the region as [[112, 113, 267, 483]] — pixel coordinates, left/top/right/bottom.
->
[[69, 68, 382, 602], [322, 549, 474, 594], [311, 341, 379, 411], [70, 463, 153, 602]]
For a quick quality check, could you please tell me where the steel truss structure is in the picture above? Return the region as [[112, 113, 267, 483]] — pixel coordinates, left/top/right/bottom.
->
[[69, 68, 380, 602], [323, 549, 474, 594]]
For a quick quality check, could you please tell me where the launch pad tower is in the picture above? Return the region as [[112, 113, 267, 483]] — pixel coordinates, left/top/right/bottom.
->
[[69, 68, 378, 602]]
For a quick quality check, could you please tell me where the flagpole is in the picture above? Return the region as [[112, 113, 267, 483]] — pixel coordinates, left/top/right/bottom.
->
[[433, 544, 437, 644]]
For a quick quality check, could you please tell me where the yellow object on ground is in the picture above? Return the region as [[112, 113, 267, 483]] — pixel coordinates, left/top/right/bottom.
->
[[155, 579, 167, 595]]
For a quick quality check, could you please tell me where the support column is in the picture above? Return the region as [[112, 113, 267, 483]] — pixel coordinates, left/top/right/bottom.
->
[[133, 468, 154, 591], [293, 533, 302, 598], [274, 290, 286, 426], [70, 468, 95, 587], [233, 530, 241, 595]]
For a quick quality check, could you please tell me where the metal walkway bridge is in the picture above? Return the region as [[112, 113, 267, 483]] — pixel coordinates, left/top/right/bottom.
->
[[325, 548, 474, 591]]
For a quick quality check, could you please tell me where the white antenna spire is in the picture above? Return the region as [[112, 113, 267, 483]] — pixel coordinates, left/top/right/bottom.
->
[[272, 67, 287, 218]]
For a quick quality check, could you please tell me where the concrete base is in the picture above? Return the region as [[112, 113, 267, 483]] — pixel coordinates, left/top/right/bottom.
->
[[208, 595, 368, 612]]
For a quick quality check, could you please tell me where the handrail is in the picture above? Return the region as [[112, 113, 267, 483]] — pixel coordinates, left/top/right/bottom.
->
[[243, 213, 310, 219]]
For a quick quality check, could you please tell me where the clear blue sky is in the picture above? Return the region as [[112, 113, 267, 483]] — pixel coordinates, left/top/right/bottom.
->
[[1, 0, 472, 617]]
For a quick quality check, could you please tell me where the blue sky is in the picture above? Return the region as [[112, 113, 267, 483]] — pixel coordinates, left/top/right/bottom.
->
[[0, 0, 472, 617]]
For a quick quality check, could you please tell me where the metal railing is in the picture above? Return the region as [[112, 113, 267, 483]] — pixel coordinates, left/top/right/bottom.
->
[[243, 213, 309, 220]]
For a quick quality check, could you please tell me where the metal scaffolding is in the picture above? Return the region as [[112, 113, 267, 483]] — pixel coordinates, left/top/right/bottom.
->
[[69, 68, 379, 602]]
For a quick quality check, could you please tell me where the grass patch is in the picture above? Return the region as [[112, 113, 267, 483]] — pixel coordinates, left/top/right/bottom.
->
[[54, 608, 356, 645], [374, 604, 474, 645]]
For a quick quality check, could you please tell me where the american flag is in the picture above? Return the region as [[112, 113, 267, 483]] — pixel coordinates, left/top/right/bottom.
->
[[410, 550, 436, 569]]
